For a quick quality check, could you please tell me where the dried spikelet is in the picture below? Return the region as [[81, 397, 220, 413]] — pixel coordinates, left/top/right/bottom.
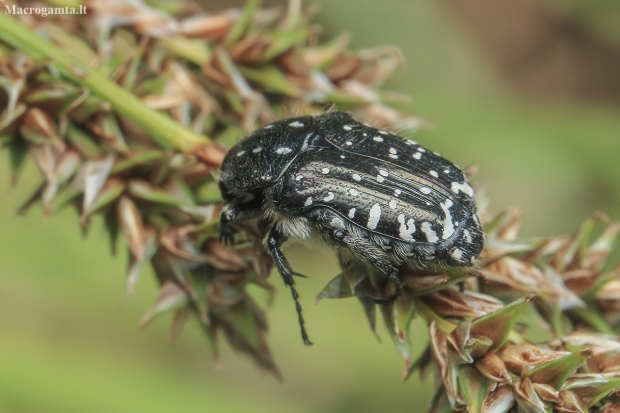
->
[[318, 206, 620, 411]]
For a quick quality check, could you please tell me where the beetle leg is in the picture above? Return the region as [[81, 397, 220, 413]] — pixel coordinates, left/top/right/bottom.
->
[[264, 226, 313, 346], [219, 202, 261, 246], [307, 208, 403, 303], [219, 206, 238, 245], [330, 228, 403, 303]]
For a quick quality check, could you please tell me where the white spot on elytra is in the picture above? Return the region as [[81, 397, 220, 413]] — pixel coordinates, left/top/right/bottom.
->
[[348, 208, 356, 218], [388, 199, 397, 209], [450, 248, 464, 262], [379, 169, 389, 177], [406, 140, 417, 146], [304, 197, 313, 206], [451, 181, 474, 197], [321, 168, 330, 174], [363, 133, 368, 137], [276, 147, 292, 155], [413, 152, 422, 160], [420, 187, 431, 194], [330, 217, 345, 228], [252, 147, 262, 153], [389, 154, 399, 159], [324, 192, 335, 202], [463, 229, 472, 244], [444, 169, 450, 174], [352, 173, 362, 181], [418, 147, 426, 153], [440, 199, 455, 240], [346, 141, 353, 146], [389, 148, 397, 154], [349, 188, 359, 196], [263, 124, 274, 129], [394, 189, 402, 196], [340, 155, 346, 159], [301, 133, 313, 150], [421, 222, 439, 243], [367, 204, 382, 230], [379, 130, 388, 135], [237, 150, 246, 157], [289, 121, 304, 127], [377, 175, 385, 183], [430, 170, 438, 178], [343, 125, 353, 131], [373, 136, 384, 142], [397, 214, 416, 241]]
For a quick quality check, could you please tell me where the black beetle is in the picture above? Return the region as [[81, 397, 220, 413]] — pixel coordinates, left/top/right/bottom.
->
[[219, 112, 483, 345]]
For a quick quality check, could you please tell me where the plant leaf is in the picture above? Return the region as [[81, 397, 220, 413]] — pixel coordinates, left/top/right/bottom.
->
[[225, 0, 259, 46], [481, 385, 515, 413], [457, 364, 491, 413], [82, 155, 115, 214], [7, 138, 28, 186], [316, 273, 353, 301], [127, 179, 188, 207], [561, 373, 620, 407], [525, 349, 592, 389], [117, 195, 144, 260], [139, 281, 189, 327], [470, 295, 533, 351]]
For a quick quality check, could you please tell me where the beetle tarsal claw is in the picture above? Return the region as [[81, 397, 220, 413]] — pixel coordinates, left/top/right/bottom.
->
[[219, 233, 235, 246], [292, 272, 308, 279]]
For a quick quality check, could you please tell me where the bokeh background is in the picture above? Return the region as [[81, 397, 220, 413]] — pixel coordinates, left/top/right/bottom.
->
[[1, 1, 619, 412]]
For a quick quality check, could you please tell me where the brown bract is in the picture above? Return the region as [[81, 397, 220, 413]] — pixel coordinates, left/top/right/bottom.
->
[[319, 198, 620, 411]]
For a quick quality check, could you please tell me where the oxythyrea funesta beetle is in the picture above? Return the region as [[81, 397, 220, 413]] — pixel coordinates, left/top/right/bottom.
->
[[219, 112, 484, 345]]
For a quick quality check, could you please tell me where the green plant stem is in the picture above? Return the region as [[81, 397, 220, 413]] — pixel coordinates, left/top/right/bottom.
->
[[0, 13, 210, 152]]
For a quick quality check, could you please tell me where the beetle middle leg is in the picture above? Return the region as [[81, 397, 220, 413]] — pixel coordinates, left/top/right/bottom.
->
[[264, 226, 313, 346], [332, 229, 403, 303], [309, 209, 403, 303]]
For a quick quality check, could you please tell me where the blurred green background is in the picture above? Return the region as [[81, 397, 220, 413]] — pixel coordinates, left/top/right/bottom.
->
[[1, 1, 619, 412]]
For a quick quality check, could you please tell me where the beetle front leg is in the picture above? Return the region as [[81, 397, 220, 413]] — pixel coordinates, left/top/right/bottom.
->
[[219, 205, 239, 246], [264, 226, 313, 346], [219, 202, 261, 246]]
